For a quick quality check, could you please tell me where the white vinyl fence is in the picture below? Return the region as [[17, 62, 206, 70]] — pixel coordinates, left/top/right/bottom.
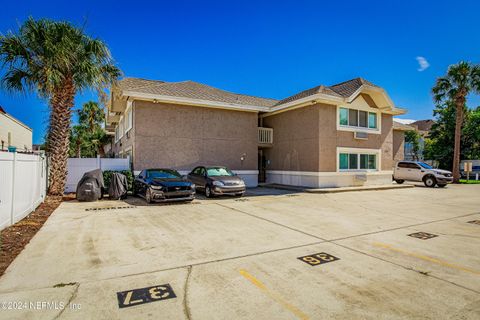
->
[[0, 152, 47, 231], [66, 157, 130, 193]]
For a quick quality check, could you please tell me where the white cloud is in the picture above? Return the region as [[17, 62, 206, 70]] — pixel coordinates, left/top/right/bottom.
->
[[416, 56, 430, 72], [394, 118, 416, 124]]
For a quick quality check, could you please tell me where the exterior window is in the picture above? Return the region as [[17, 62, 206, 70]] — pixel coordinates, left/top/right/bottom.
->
[[339, 108, 348, 125], [125, 107, 133, 133], [119, 117, 124, 139], [339, 153, 377, 170], [348, 153, 358, 169], [359, 111, 368, 128], [368, 112, 377, 129], [339, 153, 349, 170], [360, 154, 368, 169], [339, 107, 378, 130], [115, 125, 119, 142], [348, 109, 358, 126]]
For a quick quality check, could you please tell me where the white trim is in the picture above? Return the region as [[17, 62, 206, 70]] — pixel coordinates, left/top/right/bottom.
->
[[336, 105, 381, 135], [336, 147, 381, 173], [114, 124, 120, 143], [268, 93, 343, 113], [109, 84, 406, 124], [265, 170, 393, 188], [119, 116, 124, 139], [122, 91, 268, 113], [266, 170, 392, 176], [125, 100, 133, 133], [346, 85, 395, 109]]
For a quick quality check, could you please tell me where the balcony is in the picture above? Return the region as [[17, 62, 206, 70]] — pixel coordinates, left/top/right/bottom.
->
[[258, 127, 273, 147]]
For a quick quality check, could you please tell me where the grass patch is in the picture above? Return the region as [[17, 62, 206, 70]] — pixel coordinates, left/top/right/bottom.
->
[[459, 179, 480, 184]]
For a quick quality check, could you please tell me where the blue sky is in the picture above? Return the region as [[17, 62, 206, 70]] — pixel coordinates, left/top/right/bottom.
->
[[1, 0, 480, 143]]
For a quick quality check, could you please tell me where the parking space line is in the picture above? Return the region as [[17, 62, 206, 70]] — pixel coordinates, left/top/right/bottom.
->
[[373, 242, 480, 275], [239, 269, 310, 320]]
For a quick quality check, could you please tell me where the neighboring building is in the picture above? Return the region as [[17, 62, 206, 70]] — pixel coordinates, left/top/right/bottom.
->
[[0, 106, 32, 152], [106, 77, 406, 188], [392, 121, 413, 162], [403, 119, 435, 161], [410, 119, 434, 133]]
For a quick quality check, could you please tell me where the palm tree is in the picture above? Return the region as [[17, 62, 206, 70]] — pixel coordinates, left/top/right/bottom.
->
[[78, 101, 105, 133], [432, 61, 480, 183], [0, 18, 121, 195], [69, 124, 88, 158]]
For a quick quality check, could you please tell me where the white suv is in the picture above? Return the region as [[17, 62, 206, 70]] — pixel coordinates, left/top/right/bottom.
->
[[393, 161, 453, 188]]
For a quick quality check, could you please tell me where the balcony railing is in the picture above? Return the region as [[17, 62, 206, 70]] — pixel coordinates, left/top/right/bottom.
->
[[258, 127, 273, 145]]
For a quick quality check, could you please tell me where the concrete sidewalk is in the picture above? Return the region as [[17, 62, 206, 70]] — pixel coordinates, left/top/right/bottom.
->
[[1, 185, 479, 319]]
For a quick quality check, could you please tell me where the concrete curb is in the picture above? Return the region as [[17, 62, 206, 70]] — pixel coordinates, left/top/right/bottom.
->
[[258, 183, 414, 194], [305, 184, 414, 193]]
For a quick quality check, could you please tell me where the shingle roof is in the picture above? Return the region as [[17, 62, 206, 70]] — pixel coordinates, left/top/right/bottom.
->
[[118, 77, 278, 108], [275, 85, 343, 105], [274, 78, 379, 106], [329, 78, 379, 97], [411, 119, 435, 132], [393, 121, 414, 131], [117, 77, 384, 109]]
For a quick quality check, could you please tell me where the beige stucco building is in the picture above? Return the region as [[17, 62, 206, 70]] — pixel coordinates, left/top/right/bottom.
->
[[106, 77, 406, 187], [0, 106, 32, 152]]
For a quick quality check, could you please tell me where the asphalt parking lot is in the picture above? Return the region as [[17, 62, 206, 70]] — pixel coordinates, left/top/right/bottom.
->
[[1, 184, 479, 319]]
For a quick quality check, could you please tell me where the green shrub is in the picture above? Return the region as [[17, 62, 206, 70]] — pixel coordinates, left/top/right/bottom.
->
[[103, 170, 133, 191]]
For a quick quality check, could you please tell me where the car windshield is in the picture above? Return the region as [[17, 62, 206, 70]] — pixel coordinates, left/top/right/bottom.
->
[[418, 162, 433, 169], [147, 169, 181, 179], [206, 167, 235, 177]]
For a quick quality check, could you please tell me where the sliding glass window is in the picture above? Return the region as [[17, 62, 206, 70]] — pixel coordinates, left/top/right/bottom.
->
[[340, 153, 377, 171], [339, 107, 378, 130]]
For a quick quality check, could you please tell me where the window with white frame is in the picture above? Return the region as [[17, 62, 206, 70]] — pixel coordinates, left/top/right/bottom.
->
[[339, 152, 378, 171], [125, 107, 133, 133], [119, 117, 124, 139], [115, 125, 120, 142], [339, 107, 378, 129]]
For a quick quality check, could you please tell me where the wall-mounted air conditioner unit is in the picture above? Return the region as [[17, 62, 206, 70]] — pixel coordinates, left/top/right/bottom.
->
[[354, 131, 368, 140]]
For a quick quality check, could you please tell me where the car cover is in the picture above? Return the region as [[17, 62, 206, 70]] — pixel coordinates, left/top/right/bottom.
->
[[108, 172, 128, 200], [76, 169, 105, 202]]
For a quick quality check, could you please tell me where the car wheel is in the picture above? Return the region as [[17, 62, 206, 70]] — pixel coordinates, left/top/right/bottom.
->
[[423, 176, 436, 188], [205, 185, 213, 198], [145, 188, 153, 203], [437, 184, 447, 188], [236, 193, 243, 197], [394, 179, 404, 184]]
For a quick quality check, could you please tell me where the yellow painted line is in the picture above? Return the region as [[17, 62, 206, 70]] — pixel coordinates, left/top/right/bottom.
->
[[373, 242, 480, 275], [239, 269, 310, 320]]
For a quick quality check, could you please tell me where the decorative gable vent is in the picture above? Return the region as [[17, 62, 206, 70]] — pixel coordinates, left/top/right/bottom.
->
[[354, 131, 368, 140]]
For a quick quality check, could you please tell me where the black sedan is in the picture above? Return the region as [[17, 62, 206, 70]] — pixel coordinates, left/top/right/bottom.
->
[[134, 169, 195, 203], [187, 166, 246, 198]]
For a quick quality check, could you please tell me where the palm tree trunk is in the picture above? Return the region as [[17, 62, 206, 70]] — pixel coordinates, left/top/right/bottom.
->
[[97, 145, 106, 157], [48, 78, 75, 195], [452, 100, 464, 183]]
